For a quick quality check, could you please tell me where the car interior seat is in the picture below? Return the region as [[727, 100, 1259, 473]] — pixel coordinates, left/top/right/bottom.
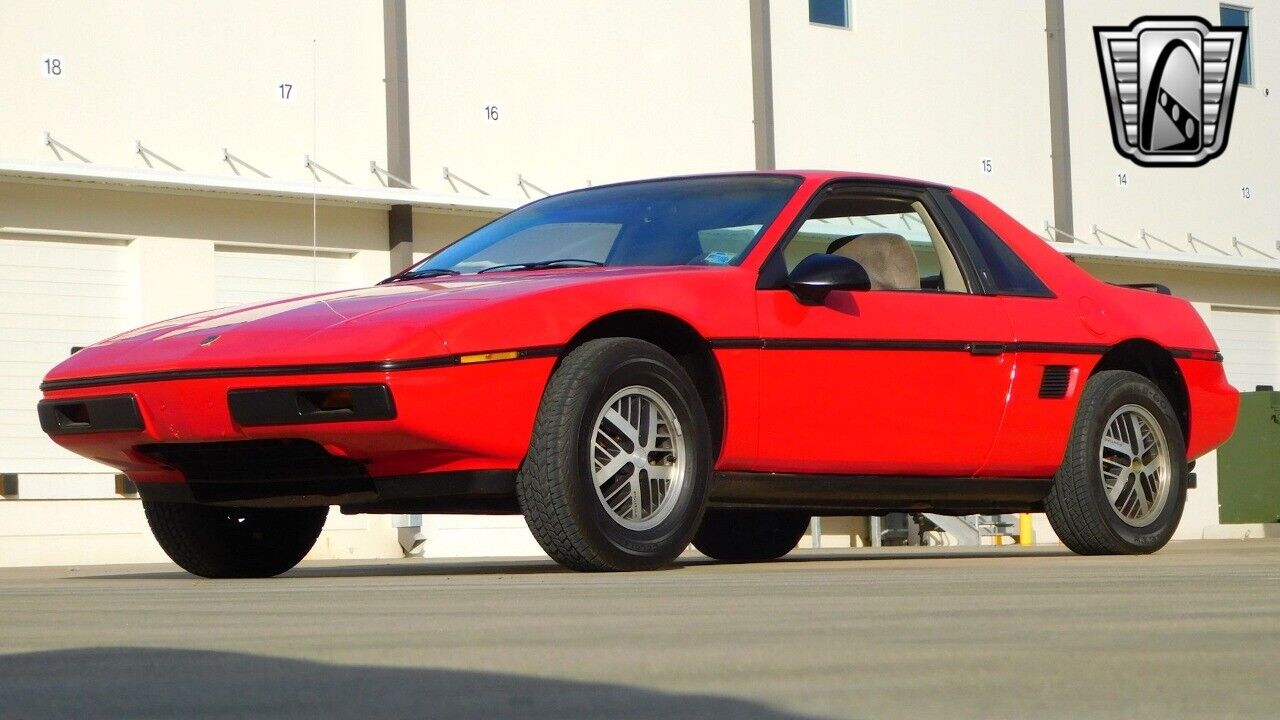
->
[[826, 233, 920, 291], [609, 225, 706, 266]]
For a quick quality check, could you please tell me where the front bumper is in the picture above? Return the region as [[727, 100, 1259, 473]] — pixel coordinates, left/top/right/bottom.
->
[[39, 358, 556, 486]]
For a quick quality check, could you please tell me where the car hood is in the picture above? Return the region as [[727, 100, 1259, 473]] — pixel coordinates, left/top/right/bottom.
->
[[44, 267, 705, 384]]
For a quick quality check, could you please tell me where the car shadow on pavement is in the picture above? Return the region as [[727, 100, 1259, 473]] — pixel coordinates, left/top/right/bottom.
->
[[0, 647, 823, 720], [77, 557, 572, 580], [764, 546, 1077, 563], [74, 546, 1073, 581]]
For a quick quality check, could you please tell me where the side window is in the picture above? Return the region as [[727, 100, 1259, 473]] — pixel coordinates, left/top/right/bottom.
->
[[780, 193, 969, 293], [1219, 4, 1252, 86], [809, 0, 850, 28], [947, 197, 1052, 296]]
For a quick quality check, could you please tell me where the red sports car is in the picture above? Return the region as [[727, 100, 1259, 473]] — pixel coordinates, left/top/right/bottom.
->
[[38, 172, 1239, 577]]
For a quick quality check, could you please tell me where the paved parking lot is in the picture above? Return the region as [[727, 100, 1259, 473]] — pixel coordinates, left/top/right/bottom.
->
[[1, 540, 1277, 719]]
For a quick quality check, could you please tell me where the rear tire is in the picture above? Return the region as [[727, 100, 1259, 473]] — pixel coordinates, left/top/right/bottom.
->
[[693, 509, 810, 562], [517, 337, 712, 571], [1044, 370, 1187, 555], [143, 501, 327, 578]]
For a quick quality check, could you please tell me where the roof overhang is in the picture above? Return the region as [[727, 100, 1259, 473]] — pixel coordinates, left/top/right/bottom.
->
[[0, 158, 523, 216], [1052, 240, 1280, 275]]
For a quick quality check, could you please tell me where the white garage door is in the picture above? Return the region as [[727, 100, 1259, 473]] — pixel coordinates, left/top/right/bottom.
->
[[1210, 306, 1280, 392], [214, 245, 359, 308], [0, 235, 134, 474]]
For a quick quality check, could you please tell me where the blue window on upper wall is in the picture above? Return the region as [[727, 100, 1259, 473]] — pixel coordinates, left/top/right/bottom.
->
[[809, 0, 849, 28], [1220, 4, 1254, 85]]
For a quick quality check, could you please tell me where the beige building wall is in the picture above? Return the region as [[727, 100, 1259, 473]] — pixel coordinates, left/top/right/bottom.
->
[[769, 0, 1056, 232], [404, 0, 757, 198], [1, 183, 390, 254], [412, 210, 490, 259], [0, 0, 387, 186], [4, 0, 1274, 252]]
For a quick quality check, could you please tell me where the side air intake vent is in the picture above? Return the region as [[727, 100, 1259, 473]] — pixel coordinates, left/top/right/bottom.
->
[[1039, 366, 1072, 399]]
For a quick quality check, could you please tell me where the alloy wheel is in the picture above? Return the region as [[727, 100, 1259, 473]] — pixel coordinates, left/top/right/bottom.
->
[[589, 386, 687, 531], [1098, 404, 1172, 527]]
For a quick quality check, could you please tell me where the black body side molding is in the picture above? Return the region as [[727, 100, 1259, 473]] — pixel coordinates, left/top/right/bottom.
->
[[708, 472, 1053, 515]]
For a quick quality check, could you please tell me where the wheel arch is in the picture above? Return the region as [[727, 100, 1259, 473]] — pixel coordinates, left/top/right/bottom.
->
[[1090, 338, 1190, 443], [562, 310, 727, 459]]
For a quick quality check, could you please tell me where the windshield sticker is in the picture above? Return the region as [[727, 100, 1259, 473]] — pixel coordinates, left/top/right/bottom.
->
[[703, 251, 734, 265]]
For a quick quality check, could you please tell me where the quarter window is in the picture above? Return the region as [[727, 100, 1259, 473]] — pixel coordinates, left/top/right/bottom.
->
[[1220, 4, 1253, 86], [809, 0, 850, 29], [946, 197, 1051, 297]]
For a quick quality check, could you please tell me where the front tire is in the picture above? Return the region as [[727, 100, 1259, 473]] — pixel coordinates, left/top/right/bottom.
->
[[1044, 370, 1187, 555], [517, 338, 713, 571], [143, 501, 327, 578], [693, 509, 810, 562]]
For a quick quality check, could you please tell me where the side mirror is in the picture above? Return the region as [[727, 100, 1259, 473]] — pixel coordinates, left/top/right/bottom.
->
[[786, 253, 871, 305]]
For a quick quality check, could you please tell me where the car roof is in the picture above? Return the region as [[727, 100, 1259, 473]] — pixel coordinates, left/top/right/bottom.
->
[[575, 170, 952, 193], [775, 169, 950, 188]]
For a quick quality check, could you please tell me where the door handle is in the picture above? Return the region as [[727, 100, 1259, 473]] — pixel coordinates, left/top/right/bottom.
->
[[967, 342, 1006, 356]]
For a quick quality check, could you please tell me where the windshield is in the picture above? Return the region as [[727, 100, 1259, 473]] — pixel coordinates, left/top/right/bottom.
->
[[401, 175, 800, 277]]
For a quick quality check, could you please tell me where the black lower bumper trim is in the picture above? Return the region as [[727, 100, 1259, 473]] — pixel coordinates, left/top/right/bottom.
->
[[131, 439, 517, 511], [136, 469, 518, 512], [135, 439, 368, 483]]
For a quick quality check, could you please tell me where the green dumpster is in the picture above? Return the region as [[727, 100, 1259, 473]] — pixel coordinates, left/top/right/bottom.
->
[[1217, 390, 1280, 524]]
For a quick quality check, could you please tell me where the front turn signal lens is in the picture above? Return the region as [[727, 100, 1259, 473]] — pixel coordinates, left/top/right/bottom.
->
[[459, 351, 520, 364]]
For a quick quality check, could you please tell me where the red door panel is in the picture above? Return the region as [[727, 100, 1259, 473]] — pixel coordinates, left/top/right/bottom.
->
[[982, 295, 1108, 477], [979, 350, 1097, 477], [755, 289, 1015, 476]]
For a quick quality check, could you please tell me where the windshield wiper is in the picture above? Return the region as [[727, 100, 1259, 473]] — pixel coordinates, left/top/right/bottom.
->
[[476, 259, 604, 274], [387, 268, 462, 282]]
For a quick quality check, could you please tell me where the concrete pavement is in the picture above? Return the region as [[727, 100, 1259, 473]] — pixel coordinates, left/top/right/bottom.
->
[[1, 541, 1278, 719]]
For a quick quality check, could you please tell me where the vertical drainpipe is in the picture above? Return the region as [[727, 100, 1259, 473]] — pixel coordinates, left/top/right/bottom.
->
[[382, 0, 424, 551], [384, 0, 414, 273], [749, 0, 776, 170], [1045, 0, 1074, 237]]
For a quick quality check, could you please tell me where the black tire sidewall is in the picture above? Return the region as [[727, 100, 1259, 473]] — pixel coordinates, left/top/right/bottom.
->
[[1084, 379, 1188, 551], [144, 500, 327, 578], [693, 509, 810, 562], [567, 348, 711, 564]]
